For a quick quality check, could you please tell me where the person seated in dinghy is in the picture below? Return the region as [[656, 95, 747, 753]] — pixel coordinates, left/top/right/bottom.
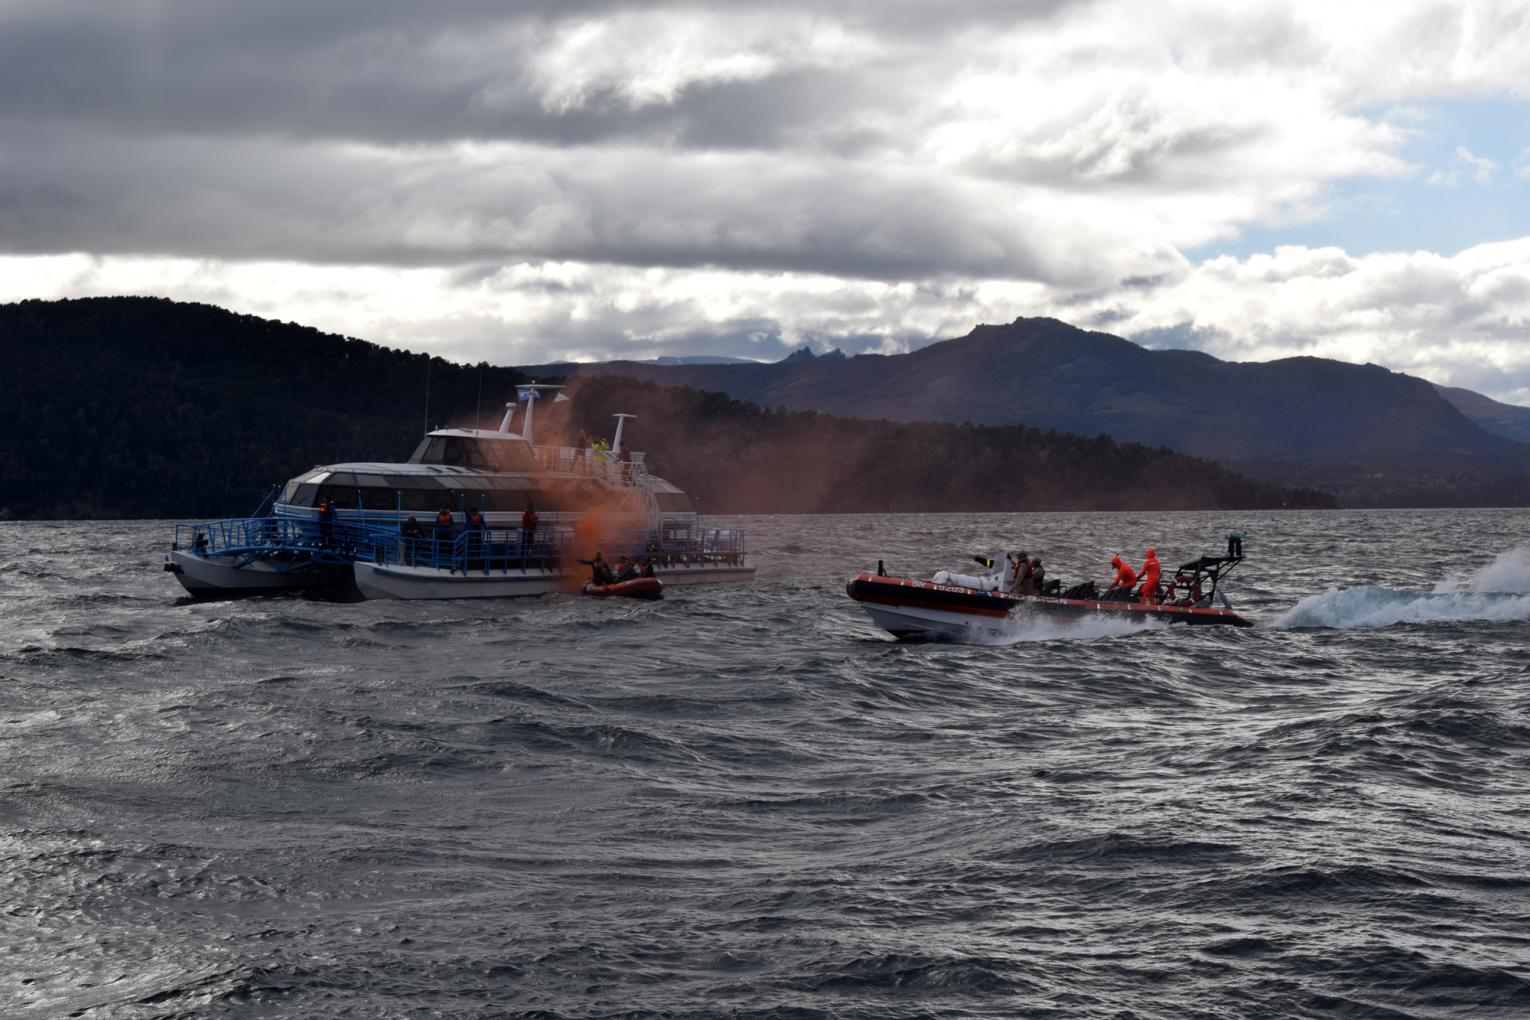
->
[[613, 556, 639, 583], [639, 557, 656, 579], [579, 552, 615, 586]]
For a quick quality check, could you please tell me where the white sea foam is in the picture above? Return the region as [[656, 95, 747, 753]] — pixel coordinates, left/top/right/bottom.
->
[[1276, 548, 1530, 629], [968, 610, 1166, 646], [1436, 545, 1530, 595]]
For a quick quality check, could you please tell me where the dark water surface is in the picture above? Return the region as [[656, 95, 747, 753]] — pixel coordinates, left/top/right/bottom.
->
[[3, 510, 1530, 1018]]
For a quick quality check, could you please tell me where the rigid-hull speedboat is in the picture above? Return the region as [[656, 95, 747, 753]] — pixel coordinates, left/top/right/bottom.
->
[[846, 544, 1252, 641], [165, 387, 755, 600]]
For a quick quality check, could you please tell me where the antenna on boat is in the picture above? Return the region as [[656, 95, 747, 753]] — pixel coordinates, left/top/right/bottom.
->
[[513, 383, 565, 444], [423, 357, 432, 434], [498, 402, 516, 433], [612, 413, 636, 456]]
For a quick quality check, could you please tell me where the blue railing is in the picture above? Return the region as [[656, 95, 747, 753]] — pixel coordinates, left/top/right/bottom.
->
[[173, 514, 749, 575]]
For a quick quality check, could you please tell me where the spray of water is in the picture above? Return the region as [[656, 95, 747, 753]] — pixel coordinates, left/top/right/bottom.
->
[[966, 609, 1167, 646], [1275, 547, 1530, 630]]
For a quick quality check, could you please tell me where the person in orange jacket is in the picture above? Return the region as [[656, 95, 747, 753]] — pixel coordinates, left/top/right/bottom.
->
[[1137, 547, 1162, 604], [1108, 555, 1137, 599]]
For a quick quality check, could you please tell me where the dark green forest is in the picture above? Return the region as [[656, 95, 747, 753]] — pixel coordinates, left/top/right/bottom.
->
[[0, 297, 1333, 518], [0, 297, 525, 518]]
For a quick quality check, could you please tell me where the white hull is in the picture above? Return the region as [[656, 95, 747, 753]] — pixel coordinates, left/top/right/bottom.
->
[[857, 602, 1007, 643], [165, 550, 349, 597], [353, 560, 756, 600]]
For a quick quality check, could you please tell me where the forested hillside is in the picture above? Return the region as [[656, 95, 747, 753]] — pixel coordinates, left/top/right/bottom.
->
[[0, 298, 523, 518]]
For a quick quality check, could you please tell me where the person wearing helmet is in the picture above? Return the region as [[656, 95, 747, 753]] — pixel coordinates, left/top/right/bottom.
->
[[1137, 547, 1162, 605], [1108, 555, 1137, 600]]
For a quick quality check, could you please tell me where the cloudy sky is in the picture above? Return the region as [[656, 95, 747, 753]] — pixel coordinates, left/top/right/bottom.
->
[[3, 0, 1529, 401]]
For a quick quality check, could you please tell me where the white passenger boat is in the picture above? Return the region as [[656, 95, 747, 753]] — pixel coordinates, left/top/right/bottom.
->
[[164, 387, 756, 600]]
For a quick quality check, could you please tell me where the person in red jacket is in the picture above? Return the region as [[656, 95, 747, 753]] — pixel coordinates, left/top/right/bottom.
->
[[1137, 547, 1162, 604], [1108, 555, 1137, 600], [519, 501, 538, 559]]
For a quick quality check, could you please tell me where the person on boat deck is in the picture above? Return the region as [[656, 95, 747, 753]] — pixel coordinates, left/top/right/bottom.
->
[[520, 502, 538, 558], [1004, 550, 1030, 593], [579, 552, 614, 585], [399, 515, 423, 563], [434, 506, 455, 543], [1137, 547, 1162, 605], [466, 506, 486, 532], [1027, 556, 1046, 593], [639, 556, 656, 579], [317, 497, 337, 545], [614, 556, 638, 583], [1108, 555, 1138, 598]]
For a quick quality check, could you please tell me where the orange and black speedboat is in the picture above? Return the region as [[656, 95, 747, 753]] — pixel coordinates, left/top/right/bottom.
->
[[846, 538, 1252, 641]]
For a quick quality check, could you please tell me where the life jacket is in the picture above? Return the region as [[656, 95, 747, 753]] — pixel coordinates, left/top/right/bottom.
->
[[436, 508, 453, 528], [467, 510, 483, 528], [522, 509, 538, 532]]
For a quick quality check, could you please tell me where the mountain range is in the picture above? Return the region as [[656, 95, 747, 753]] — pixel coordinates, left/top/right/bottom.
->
[[0, 298, 1328, 518], [527, 317, 1530, 506]]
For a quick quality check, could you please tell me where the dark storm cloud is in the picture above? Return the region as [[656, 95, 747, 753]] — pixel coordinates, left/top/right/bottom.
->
[[0, 0, 1108, 284], [0, 0, 1061, 149], [0, 120, 1107, 283]]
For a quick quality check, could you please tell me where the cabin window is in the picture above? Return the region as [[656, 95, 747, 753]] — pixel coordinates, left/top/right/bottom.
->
[[293, 483, 319, 506], [315, 485, 354, 508], [655, 492, 695, 512], [360, 487, 398, 510], [447, 439, 492, 468], [400, 488, 441, 512], [412, 437, 450, 464]]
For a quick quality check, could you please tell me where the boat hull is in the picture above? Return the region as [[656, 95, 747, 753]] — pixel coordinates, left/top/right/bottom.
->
[[165, 550, 351, 597], [846, 571, 1252, 641], [353, 560, 754, 600], [583, 577, 664, 600]]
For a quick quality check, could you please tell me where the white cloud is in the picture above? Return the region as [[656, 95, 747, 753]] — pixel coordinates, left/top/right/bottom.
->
[[1431, 144, 1500, 187]]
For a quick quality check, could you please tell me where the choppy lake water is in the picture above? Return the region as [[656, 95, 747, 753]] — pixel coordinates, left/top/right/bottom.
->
[[3, 509, 1530, 1018]]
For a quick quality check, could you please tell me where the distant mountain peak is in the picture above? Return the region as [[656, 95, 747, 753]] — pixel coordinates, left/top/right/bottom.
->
[[781, 346, 846, 363]]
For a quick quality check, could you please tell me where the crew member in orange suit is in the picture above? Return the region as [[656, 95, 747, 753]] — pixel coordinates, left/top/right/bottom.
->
[[1137, 547, 1162, 604], [1107, 555, 1137, 599]]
